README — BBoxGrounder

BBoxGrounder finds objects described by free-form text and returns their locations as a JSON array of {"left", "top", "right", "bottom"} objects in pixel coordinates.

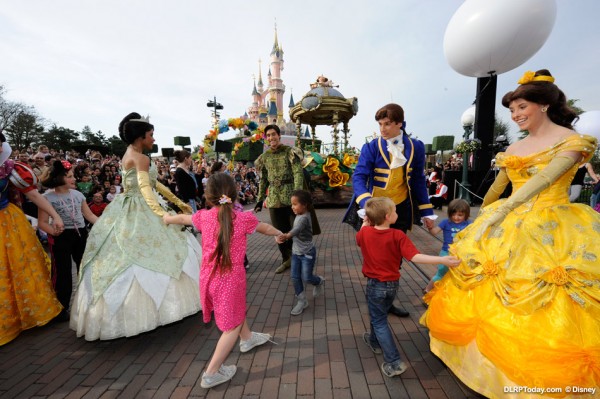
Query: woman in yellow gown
[
  {"left": 421, "top": 69, "right": 600, "bottom": 398},
  {"left": 0, "top": 133, "right": 64, "bottom": 346}
]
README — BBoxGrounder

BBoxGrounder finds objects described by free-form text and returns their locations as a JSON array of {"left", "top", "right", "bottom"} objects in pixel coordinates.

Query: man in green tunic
[{"left": 254, "top": 125, "right": 304, "bottom": 273}]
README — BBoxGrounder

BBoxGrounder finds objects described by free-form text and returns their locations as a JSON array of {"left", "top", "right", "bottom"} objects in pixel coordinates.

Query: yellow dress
[
  {"left": 421, "top": 135, "right": 600, "bottom": 399},
  {"left": 0, "top": 166, "right": 62, "bottom": 346}
]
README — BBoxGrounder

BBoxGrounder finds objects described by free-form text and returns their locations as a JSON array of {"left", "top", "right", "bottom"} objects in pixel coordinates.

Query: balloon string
[{"left": 472, "top": 71, "right": 497, "bottom": 105}]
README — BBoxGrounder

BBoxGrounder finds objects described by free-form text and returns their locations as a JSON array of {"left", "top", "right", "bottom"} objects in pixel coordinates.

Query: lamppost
[
  {"left": 206, "top": 96, "right": 224, "bottom": 158},
  {"left": 459, "top": 106, "right": 476, "bottom": 203}
]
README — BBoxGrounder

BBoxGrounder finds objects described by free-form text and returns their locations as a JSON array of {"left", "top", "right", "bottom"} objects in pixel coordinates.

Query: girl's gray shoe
[
  {"left": 200, "top": 364, "right": 237, "bottom": 388},
  {"left": 291, "top": 293, "right": 308, "bottom": 315}
]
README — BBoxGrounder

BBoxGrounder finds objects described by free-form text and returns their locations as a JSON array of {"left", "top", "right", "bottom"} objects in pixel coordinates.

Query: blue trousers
[
  {"left": 291, "top": 246, "right": 320, "bottom": 295},
  {"left": 365, "top": 279, "right": 402, "bottom": 365},
  {"left": 432, "top": 249, "right": 449, "bottom": 282}
]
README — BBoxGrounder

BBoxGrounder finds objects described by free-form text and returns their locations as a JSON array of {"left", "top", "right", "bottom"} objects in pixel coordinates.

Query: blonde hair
[{"left": 365, "top": 197, "right": 395, "bottom": 226}]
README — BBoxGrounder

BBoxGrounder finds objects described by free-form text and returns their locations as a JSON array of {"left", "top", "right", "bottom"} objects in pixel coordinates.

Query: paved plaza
[{"left": 0, "top": 207, "right": 483, "bottom": 399}]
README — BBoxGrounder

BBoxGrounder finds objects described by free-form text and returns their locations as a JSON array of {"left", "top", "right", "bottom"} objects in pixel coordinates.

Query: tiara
[
  {"left": 129, "top": 115, "right": 151, "bottom": 123},
  {"left": 517, "top": 71, "right": 555, "bottom": 85}
]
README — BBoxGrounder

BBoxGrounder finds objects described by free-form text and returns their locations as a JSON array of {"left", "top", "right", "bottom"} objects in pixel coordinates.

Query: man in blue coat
[{"left": 344, "top": 103, "right": 436, "bottom": 317}]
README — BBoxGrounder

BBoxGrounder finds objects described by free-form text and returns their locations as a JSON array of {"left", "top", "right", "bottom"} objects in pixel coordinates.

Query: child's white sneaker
[
  {"left": 291, "top": 294, "right": 308, "bottom": 315},
  {"left": 313, "top": 276, "right": 325, "bottom": 297},
  {"left": 200, "top": 364, "right": 237, "bottom": 388},
  {"left": 239, "top": 332, "right": 272, "bottom": 353}
]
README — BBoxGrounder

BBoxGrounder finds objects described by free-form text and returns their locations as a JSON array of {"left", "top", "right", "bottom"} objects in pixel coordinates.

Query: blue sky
[{"left": 1, "top": 0, "right": 599, "bottom": 153}]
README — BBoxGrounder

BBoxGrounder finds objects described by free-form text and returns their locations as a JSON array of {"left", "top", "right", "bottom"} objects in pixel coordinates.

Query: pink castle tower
[{"left": 247, "top": 24, "right": 288, "bottom": 127}]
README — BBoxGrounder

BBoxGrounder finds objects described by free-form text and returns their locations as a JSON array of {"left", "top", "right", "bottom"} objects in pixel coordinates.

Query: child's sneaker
[
  {"left": 239, "top": 332, "right": 272, "bottom": 353},
  {"left": 381, "top": 360, "right": 408, "bottom": 378},
  {"left": 313, "top": 276, "right": 325, "bottom": 297},
  {"left": 290, "top": 295, "right": 308, "bottom": 315},
  {"left": 362, "top": 332, "right": 382, "bottom": 354},
  {"left": 200, "top": 364, "right": 237, "bottom": 388}
]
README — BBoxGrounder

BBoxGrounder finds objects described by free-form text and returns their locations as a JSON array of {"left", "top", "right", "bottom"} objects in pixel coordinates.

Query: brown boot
[{"left": 275, "top": 259, "right": 291, "bottom": 274}]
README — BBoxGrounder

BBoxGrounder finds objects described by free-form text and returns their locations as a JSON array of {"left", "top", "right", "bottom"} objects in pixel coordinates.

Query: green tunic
[{"left": 255, "top": 145, "right": 304, "bottom": 208}]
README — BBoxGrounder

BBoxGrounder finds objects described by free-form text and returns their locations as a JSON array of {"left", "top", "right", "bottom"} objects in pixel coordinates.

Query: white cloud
[{"left": 1, "top": 0, "right": 599, "bottom": 153}]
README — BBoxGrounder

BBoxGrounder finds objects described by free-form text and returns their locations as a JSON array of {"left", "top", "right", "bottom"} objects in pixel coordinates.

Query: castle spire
[
  {"left": 257, "top": 58, "right": 263, "bottom": 89},
  {"left": 271, "top": 22, "right": 280, "bottom": 56},
  {"left": 252, "top": 75, "right": 258, "bottom": 96}
]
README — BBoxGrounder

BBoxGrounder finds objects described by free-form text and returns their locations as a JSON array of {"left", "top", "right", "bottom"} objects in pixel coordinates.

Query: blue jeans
[
  {"left": 291, "top": 246, "right": 320, "bottom": 295},
  {"left": 366, "top": 279, "right": 402, "bottom": 365},
  {"left": 591, "top": 191, "right": 599, "bottom": 208}
]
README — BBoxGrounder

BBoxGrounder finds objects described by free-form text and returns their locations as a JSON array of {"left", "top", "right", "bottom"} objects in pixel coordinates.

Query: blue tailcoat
[{"left": 344, "top": 135, "right": 433, "bottom": 228}]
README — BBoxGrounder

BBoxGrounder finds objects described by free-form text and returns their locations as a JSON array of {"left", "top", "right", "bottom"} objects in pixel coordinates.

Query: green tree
[
  {"left": 493, "top": 114, "right": 511, "bottom": 143},
  {"left": 106, "top": 135, "right": 127, "bottom": 157},
  {"left": 568, "top": 99, "right": 584, "bottom": 115},
  {"left": 41, "top": 125, "right": 80, "bottom": 151},
  {"left": 0, "top": 86, "right": 30, "bottom": 134},
  {"left": 4, "top": 108, "right": 45, "bottom": 150},
  {"left": 79, "top": 125, "right": 108, "bottom": 147}
]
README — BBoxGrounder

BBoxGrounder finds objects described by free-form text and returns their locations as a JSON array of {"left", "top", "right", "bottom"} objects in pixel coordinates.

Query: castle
[{"left": 246, "top": 26, "right": 307, "bottom": 142}]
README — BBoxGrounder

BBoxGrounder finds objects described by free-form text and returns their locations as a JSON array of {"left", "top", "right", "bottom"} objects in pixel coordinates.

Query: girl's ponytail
[{"left": 204, "top": 173, "right": 239, "bottom": 274}]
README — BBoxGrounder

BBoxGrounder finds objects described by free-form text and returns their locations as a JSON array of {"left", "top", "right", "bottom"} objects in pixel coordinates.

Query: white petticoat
[{"left": 70, "top": 234, "right": 201, "bottom": 341}]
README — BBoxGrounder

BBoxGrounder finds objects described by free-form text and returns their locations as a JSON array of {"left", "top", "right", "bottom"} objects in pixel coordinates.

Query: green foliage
[
  {"left": 432, "top": 135, "right": 455, "bottom": 151},
  {"left": 4, "top": 109, "right": 44, "bottom": 150}
]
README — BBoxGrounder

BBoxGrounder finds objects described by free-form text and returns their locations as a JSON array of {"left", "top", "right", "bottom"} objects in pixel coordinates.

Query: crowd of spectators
[{"left": 10, "top": 145, "right": 259, "bottom": 222}]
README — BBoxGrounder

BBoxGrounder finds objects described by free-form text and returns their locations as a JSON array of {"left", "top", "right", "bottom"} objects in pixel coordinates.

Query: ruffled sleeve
[
  {"left": 553, "top": 134, "right": 598, "bottom": 163},
  {"left": 9, "top": 162, "right": 38, "bottom": 193}
]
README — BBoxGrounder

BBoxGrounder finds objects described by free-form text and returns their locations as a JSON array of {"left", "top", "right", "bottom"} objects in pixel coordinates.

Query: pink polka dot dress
[{"left": 192, "top": 207, "right": 259, "bottom": 331}]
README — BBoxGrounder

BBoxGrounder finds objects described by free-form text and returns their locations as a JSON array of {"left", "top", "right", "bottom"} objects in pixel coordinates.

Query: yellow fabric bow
[{"left": 517, "top": 70, "right": 555, "bottom": 85}]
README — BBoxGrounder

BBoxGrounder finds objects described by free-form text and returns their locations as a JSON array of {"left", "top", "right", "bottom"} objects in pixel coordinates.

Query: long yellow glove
[
  {"left": 481, "top": 169, "right": 510, "bottom": 208},
  {"left": 156, "top": 182, "right": 193, "bottom": 214},
  {"left": 137, "top": 171, "right": 167, "bottom": 217},
  {"left": 475, "top": 156, "right": 576, "bottom": 240}
]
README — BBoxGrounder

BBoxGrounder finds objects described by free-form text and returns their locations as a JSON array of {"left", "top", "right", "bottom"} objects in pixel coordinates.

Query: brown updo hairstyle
[
  {"left": 210, "top": 161, "right": 224, "bottom": 175},
  {"left": 174, "top": 149, "right": 190, "bottom": 163},
  {"left": 118, "top": 112, "right": 154, "bottom": 144},
  {"left": 41, "top": 160, "right": 70, "bottom": 188},
  {"left": 204, "top": 172, "right": 238, "bottom": 274},
  {"left": 501, "top": 69, "right": 578, "bottom": 129}
]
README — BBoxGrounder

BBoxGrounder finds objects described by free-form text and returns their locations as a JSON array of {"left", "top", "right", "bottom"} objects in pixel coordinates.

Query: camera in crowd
[{"left": 491, "top": 134, "right": 510, "bottom": 153}]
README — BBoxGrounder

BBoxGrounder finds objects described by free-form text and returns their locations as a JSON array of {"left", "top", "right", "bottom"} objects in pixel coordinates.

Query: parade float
[{"left": 289, "top": 76, "right": 359, "bottom": 206}]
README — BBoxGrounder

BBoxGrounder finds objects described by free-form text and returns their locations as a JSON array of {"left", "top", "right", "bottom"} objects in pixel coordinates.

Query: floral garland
[
  {"left": 231, "top": 128, "right": 265, "bottom": 157},
  {"left": 202, "top": 118, "right": 260, "bottom": 154},
  {"left": 305, "top": 151, "right": 358, "bottom": 190},
  {"left": 455, "top": 138, "right": 481, "bottom": 154}
]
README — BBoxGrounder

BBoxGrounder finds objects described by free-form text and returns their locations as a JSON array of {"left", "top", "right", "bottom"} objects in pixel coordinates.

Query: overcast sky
[{"left": 1, "top": 0, "right": 599, "bottom": 153}]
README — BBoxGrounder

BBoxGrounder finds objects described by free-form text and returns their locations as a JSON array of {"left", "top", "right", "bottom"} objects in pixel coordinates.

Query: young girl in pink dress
[{"left": 163, "top": 172, "right": 283, "bottom": 389}]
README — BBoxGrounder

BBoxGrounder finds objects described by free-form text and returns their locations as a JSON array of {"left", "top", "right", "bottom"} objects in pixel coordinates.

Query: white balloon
[
  {"left": 574, "top": 111, "right": 600, "bottom": 141},
  {"left": 444, "top": 0, "right": 557, "bottom": 78}
]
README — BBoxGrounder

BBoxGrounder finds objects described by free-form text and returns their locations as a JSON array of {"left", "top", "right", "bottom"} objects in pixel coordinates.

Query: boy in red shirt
[
  {"left": 88, "top": 192, "right": 107, "bottom": 217},
  {"left": 356, "top": 197, "right": 459, "bottom": 378}
]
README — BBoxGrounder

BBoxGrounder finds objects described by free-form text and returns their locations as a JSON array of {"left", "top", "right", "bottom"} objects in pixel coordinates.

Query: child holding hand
[
  {"left": 424, "top": 199, "right": 472, "bottom": 293},
  {"left": 277, "top": 190, "right": 324, "bottom": 316},
  {"left": 357, "top": 196, "right": 460, "bottom": 378},
  {"left": 163, "top": 173, "right": 282, "bottom": 389}
]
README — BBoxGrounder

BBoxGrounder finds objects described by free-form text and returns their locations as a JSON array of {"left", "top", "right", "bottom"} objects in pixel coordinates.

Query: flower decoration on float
[
  {"left": 455, "top": 139, "right": 481, "bottom": 154},
  {"left": 304, "top": 150, "right": 358, "bottom": 190},
  {"left": 202, "top": 118, "right": 261, "bottom": 154}
]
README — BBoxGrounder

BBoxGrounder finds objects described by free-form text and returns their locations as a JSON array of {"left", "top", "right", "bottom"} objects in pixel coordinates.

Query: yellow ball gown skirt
[
  {"left": 421, "top": 135, "right": 600, "bottom": 399},
  {"left": 0, "top": 202, "right": 62, "bottom": 346}
]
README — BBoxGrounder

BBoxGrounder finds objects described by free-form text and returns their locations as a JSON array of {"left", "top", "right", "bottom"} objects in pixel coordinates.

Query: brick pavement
[{"left": 0, "top": 206, "right": 483, "bottom": 399}]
